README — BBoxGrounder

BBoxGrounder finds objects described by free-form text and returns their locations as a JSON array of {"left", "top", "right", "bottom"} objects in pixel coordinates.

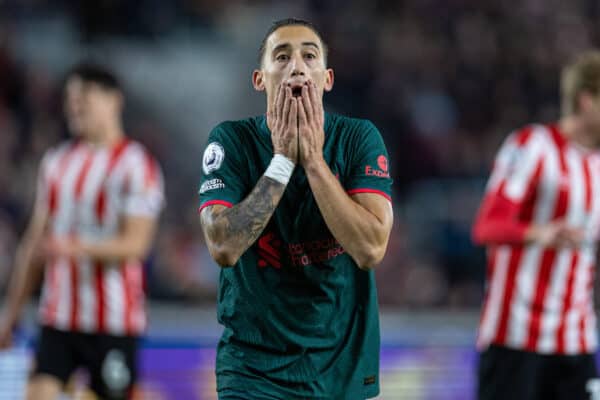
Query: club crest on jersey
[{"left": 202, "top": 142, "right": 225, "bottom": 175}]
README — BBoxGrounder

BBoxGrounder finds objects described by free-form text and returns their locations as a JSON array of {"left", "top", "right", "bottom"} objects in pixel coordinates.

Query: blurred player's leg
[
  {"left": 26, "top": 374, "right": 62, "bottom": 400},
  {"left": 63, "top": 371, "right": 100, "bottom": 400}
]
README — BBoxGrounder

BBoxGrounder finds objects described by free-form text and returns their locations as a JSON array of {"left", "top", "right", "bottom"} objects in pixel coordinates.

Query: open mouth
[{"left": 291, "top": 85, "right": 303, "bottom": 97}]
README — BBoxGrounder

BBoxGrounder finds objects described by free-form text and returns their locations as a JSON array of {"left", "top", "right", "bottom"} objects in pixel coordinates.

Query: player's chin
[{"left": 67, "top": 121, "right": 85, "bottom": 135}]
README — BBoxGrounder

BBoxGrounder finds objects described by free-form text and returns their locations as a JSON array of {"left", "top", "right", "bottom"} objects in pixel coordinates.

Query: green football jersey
[{"left": 198, "top": 113, "right": 392, "bottom": 400}]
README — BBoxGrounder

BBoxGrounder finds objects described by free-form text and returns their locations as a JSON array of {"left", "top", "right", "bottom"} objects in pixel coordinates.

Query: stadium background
[{"left": 0, "top": 0, "right": 599, "bottom": 398}]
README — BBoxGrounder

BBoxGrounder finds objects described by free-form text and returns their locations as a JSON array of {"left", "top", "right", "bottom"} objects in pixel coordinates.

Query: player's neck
[
  {"left": 559, "top": 116, "right": 600, "bottom": 150},
  {"left": 82, "top": 122, "right": 125, "bottom": 147}
]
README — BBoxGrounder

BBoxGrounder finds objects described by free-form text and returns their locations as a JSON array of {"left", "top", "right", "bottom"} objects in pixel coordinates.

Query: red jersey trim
[
  {"left": 347, "top": 188, "right": 392, "bottom": 202},
  {"left": 198, "top": 200, "right": 234, "bottom": 213}
]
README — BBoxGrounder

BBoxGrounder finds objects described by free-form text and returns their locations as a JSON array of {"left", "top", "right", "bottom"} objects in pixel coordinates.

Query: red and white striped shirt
[
  {"left": 37, "top": 138, "right": 164, "bottom": 336},
  {"left": 473, "top": 124, "right": 600, "bottom": 355}
]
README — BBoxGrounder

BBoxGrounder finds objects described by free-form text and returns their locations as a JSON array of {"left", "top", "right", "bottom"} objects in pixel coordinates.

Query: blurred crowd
[{"left": 1, "top": 0, "right": 600, "bottom": 308}]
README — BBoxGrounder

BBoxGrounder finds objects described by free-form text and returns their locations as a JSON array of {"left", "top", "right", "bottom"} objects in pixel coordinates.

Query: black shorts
[
  {"left": 478, "top": 345, "right": 598, "bottom": 400},
  {"left": 33, "top": 326, "right": 139, "bottom": 400}
]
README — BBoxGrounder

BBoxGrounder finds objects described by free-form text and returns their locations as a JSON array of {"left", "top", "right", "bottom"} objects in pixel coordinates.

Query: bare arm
[
  {"left": 0, "top": 198, "right": 47, "bottom": 347},
  {"left": 304, "top": 159, "right": 393, "bottom": 269},
  {"left": 45, "top": 215, "right": 158, "bottom": 263},
  {"left": 82, "top": 215, "right": 158, "bottom": 261},
  {"left": 200, "top": 176, "right": 287, "bottom": 267}
]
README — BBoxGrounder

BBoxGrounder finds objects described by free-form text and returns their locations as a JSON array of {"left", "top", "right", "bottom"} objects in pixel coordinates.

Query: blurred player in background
[
  {"left": 0, "top": 63, "right": 164, "bottom": 400},
  {"left": 198, "top": 18, "right": 393, "bottom": 399},
  {"left": 472, "top": 51, "right": 600, "bottom": 400}
]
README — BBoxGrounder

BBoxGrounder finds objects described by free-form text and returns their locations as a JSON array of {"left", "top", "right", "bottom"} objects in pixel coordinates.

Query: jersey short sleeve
[
  {"left": 486, "top": 127, "right": 544, "bottom": 202},
  {"left": 198, "top": 122, "right": 248, "bottom": 212},
  {"left": 38, "top": 143, "right": 74, "bottom": 216},
  {"left": 345, "top": 120, "right": 392, "bottom": 201},
  {"left": 122, "top": 149, "right": 165, "bottom": 218}
]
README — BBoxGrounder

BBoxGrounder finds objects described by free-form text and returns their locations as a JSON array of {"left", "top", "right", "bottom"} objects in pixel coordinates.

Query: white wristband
[{"left": 264, "top": 154, "right": 295, "bottom": 185}]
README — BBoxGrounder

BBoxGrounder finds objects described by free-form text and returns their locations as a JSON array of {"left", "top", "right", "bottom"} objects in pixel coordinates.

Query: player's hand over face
[
  {"left": 530, "top": 221, "right": 584, "bottom": 248},
  {"left": 267, "top": 83, "right": 298, "bottom": 163},
  {"left": 298, "top": 81, "right": 325, "bottom": 168}
]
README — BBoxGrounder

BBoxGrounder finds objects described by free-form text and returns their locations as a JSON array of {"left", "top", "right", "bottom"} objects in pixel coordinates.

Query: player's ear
[
  {"left": 324, "top": 68, "right": 334, "bottom": 92},
  {"left": 252, "top": 70, "right": 265, "bottom": 92}
]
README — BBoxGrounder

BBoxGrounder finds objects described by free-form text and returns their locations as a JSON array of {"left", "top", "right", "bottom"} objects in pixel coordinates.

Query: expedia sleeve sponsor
[{"left": 345, "top": 120, "right": 393, "bottom": 200}]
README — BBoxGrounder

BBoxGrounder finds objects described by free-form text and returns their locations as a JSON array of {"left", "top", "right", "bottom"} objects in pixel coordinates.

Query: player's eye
[
  {"left": 304, "top": 53, "right": 317, "bottom": 60},
  {"left": 276, "top": 54, "right": 289, "bottom": 61}
]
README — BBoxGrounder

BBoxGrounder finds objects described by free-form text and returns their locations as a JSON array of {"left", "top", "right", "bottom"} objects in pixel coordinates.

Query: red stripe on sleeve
[
  {"left": 347, "top": 188, "right": 392, "bottom": 201},
  {"left": 198, "top": 200, "right": 234, "bottom": 213}
]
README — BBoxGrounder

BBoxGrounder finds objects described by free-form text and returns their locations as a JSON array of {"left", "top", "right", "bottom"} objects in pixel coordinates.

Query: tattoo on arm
[{"left": 202, "top": 176, "right": 286, "bottom": 256}]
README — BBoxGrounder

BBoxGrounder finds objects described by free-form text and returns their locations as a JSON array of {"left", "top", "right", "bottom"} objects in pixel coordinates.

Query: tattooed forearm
[
  {"left": 219, "top": 177, "right": 284, "bottom": 244},
  {"left": 200, "top": 176, "right": 286, "bottom": 266}
]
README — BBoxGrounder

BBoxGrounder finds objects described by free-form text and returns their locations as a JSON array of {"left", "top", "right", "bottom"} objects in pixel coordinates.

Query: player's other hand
[
  {"left": 42, "top": 236, "right": 83, "bottom": 259},
  {"left": 527, "top": 221, "right": 585, "bottom": 248},
  {"left": 267, "top": 83, "right": 298, "bottom": 163},
  {"left": 298, "top": 80, "right": 325, "bottom": 168}
]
